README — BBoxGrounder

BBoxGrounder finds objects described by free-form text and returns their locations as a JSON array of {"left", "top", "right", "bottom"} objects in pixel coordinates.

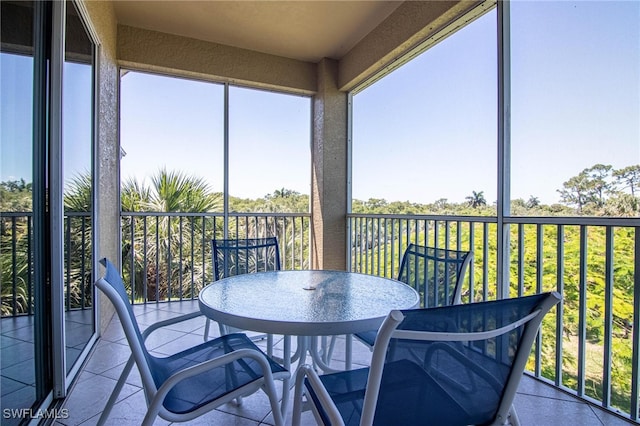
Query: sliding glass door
[
  {"left": 1, "top": 2, "right": 50, "bottom": 421},
  {"left": 62, "top": 0, "right": 96, "bottom": 376},
  {"left": 0, "top": 1, "right": 96, "bottom": 423}
]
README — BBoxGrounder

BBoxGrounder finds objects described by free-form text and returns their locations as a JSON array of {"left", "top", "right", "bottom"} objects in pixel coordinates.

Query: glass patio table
[{"left": 198, "top": 270, "right": 419, "bottom": 414}]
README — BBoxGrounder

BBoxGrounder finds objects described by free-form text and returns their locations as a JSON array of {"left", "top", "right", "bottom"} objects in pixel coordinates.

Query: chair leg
[
  {"left": 263, "top": 376, "right": 285, "bottom": 426},
  {"left": 218, "top": 322, "right": 229, "bottom": 336},
  {"left": 321, "top": 335, "right": 340, "bottom": 368},
  {"left": 141, "top": 395, "right": 162, "bottom": 426},
  {"left": 97, "top": 355, "right": 135, "bottom": 426},
  {"left": 320, "top": 336, "right": 329, "bottom": 363},
  {"left": 279, "top": 335, "right": 293, "bottom": 417},
  {"left": 507, "top": 405, "right": 521, "bottom": 426},
  {"left": 267, "top": 334, "right": 274, "bottom": 357},
  {"left": 292, "top": 367, "right": 307, "bottom": 426},
  {"left": 345, "top": 334, "right": 352, "bottom": 370},
  {"left": 204, "top": 318, "right": 211, "bottom": 341}
]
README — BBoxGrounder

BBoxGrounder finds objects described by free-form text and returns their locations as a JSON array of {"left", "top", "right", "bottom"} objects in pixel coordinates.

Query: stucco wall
[
  {"left": 118, "top": 25, "right": 317, "bottom": 95},
  {"left": 311, "top": 59, "right": 348, "bottom": 270},
  {"left": 82, "top": 0, "right": 120, "bottom": 334}
]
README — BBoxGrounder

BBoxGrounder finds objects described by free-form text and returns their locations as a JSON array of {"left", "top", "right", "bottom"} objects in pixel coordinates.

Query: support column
[{"left": 311, "top": 59, "right": 348, "bottom": 270}]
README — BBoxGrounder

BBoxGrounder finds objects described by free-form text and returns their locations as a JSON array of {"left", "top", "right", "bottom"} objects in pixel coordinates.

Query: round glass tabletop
[{"left": 199, "top": 270, "right": 419, "bottom": 336}]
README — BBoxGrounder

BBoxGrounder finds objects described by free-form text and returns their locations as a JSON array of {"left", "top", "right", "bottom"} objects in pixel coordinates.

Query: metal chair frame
[
  {"left": 354, "top": 244, "right": 473, "bottom": 348},
  {"left": 204, "top": 237, "right": 281, "bottom": 356},
  {"left": 294, "top": 292, "right": 561, "bottom": 426},
  {"left": 95, "top": 258, "right": 288, "bottom": 426}
]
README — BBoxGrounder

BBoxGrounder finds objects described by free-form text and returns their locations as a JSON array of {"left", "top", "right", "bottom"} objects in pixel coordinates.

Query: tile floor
[
  {"left": 1, "top": 310, "right": 94, "bottom": 426},
  {"left": 52, "top": 300, "right": 634, "bottom": 425}
]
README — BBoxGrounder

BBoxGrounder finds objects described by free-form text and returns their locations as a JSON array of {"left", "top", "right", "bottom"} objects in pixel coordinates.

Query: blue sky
[
  {"left": 352, "top": 7, "right": 497, "bottom": 204},
  {"left": 1, "top": 58, "right": 93, "bottom": 192},
  {"left": 1, "top": 54, "right": 33, "bottom": 182},
  {"left": 353, "top": 2, "right": 639, "bottom": 205},
  {"left": 509, "top": 0, "right": 640, "bottom": 204},
  {"left": 119, "top": 76, "right": 311, "bottom": 198},
  {"left": 2, "top": 1, "right": 639, "bottom": 206}
]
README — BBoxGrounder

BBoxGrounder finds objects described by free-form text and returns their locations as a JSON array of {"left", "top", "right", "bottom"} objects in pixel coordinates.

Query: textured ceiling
[{"left": 112, "top": 1, "right": 403, "bottom": 63}]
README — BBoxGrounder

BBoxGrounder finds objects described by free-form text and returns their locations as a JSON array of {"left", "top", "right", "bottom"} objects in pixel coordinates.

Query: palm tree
[
  {"left": 1, "top": 180, "right": 33, "bottom": 315},
  {"left": 122, "top": 168, "right": 223, "bottom": 301},
  {"left": 147, "top": 168, "right": 221, "bottom": 212},
  {"left": 1, "top": 224, "right": 30, "bottom": 316},
  {"left": 121, "top": 178, "right": 150, "bottom": 212},
  {"left": 64, "top": 173, "right": 94, "bottom": 309},
  {"left": 465, "top": 191, "right": 486, "bottom": 208}
]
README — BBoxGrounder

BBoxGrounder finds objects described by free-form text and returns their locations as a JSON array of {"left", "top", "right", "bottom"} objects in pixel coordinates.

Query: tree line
[
  {"left": 2, "top": 163, "right": 638, "bottom": 216},
  {"left": 228, "top": 163, "right": 640, "bottom": 217},
  {"left": 557, "top": 164, "right": 639, "bottom": 215}
]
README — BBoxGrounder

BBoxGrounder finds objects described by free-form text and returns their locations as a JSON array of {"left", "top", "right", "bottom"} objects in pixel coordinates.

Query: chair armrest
[
  {"left": 141, "top": 311, "right": 204, "bottom": 340},
  {"left": 148, "top": 348, "right": 288, "bottom": 420},
  {"left": 293, "top": 364, "right": 345, "bottom": 426}
]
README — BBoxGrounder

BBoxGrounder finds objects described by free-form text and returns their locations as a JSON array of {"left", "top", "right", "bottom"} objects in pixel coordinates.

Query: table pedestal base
[{"left": 278, "top": 334, "right": 353, "bottom": 417}]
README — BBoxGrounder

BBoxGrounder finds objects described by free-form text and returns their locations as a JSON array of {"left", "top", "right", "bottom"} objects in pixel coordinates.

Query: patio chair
[
  {"left": 204, "top": 237, "right": 281, "bottom": 354},
  {"left": 293, "top": 291, "right": 560, "bottom": 426},
  {"left": 354, "top": 244, "right": 473, "bottom": 348},
  {"left": 95, "top": 258, "right": 288, "bottom": 426}
]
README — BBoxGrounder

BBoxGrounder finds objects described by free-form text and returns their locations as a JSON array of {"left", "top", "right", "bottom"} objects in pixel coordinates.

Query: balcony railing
[
  {"left": 1, "top": 212, "right": 93, "bottom": 317},
  {"left": 2, "top": 210, "right": 638, "bottom": 421},
  {"left": 1, "top": 211, "right": 310, "bottom": 314},
  {"left": 348, "top": 212, "right": 640, "bottom": 422},
  {"left": 120, "top": 212, "right": 311, "bottom": 304},
  {"left": 1, "top": 212, "right": 33, "bottom": 316}
]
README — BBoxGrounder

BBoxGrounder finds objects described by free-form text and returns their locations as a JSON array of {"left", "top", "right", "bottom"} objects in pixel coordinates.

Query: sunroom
[{"left": 1, "top": 0, "right": 639, "bottom": 424}]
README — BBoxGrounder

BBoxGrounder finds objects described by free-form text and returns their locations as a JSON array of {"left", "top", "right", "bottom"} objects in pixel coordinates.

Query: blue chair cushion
[
  {"left": 353, "top": 329, "right": 377, "bottom": 347},
  {"left": 148, "top": 333, "right": 286, "bottom": 414},
  {"left": 306, "top": 360, "right": 477, "bottom": 426}
]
